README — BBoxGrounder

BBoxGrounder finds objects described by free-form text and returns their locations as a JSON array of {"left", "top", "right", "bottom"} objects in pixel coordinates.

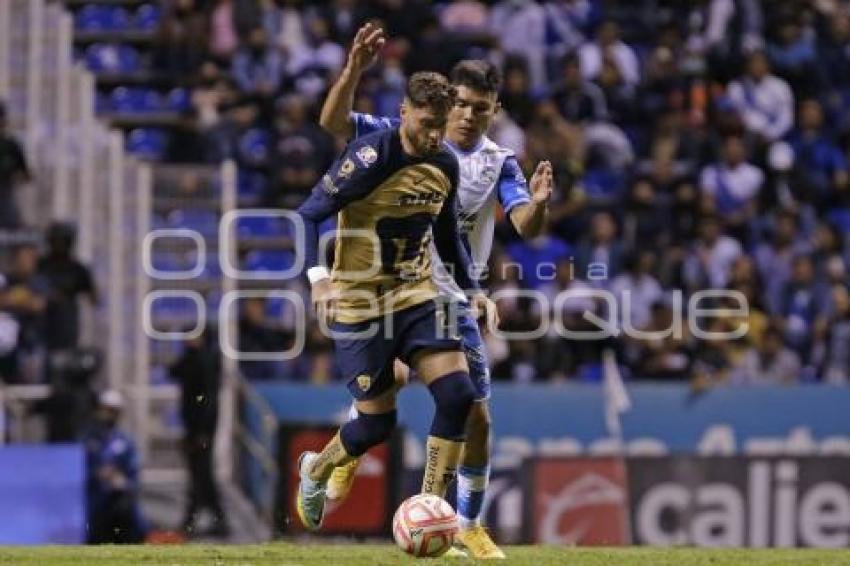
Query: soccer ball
[{"left": 392, "top": 494, "right": 458, "bottom": 557}]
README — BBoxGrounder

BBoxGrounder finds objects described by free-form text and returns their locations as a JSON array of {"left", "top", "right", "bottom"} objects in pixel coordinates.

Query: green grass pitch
[{"left": 2, "top": 544, "right": 850, "bottom": 565}]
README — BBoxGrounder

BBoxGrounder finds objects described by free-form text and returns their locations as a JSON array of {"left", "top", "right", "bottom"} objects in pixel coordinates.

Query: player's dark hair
[
  {"left": 405, "top": 72, "right": 457, "bottom": 114},
  {"left": 450, "top": 59, "right": 502, "bottom": 95}
]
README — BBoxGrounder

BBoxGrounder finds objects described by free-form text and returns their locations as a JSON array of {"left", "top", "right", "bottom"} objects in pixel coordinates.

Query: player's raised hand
[
  {"left": 529, "top": 160, "right": 554, "bottom": 204},
  {"left": 347, "top": 22, "right": 386, "bottom": 74},
  {"left": 471, "top": 293, "right": 500, "bottom": 335},
  {"left": 311, "top": 278, "right": 338, "bottom": 326}
]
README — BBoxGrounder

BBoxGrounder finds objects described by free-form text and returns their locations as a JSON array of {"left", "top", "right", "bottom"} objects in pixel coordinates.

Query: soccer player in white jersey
[{"left": 318, "top": 24, "right": 553, "bottom": 559}]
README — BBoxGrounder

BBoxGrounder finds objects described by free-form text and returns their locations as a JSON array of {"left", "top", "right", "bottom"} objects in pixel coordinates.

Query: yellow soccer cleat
[
  {"left": 456, "top": 525, "right": 506, "bottom": 559},
  {"left": 326, "top": 457, "right": 361, "bottom": 502}
]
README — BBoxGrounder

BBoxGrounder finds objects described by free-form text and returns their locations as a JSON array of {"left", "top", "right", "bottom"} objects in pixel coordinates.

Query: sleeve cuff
[{"left": 307, "top": 266, "right": 331, "bottom": 284}]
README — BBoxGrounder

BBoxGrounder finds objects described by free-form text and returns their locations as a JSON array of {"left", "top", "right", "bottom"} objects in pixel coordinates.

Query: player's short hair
[
  {"left": 405, "top": 72, "right": 457, "bottom": 114},
  {"left": 450, "top": 59, "right": 502, "bottom": 94}
]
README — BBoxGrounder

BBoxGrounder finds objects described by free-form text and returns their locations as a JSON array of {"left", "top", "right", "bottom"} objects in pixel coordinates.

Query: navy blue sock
[{"left": 339, "top": 410, "right": 397, "bottom": 457}]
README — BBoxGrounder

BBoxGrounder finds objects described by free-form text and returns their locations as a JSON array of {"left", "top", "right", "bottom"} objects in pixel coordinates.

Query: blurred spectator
[
  {"left": 622, "top": 177, "right": 669, "bottom": 251},
  {"left": 550, "top": 55, "right": 608, "bottom": 123},
  {"left": 820, "top": 284, "right": 850, "bottom": 383},
  {"left": 203, "top": 99, "right": 260, "bottom": 164},
  {"left": 238, "top": 297, "right": 291, "bottom": 379},
  {"left": 85, "top": 390, "right": 148, "bottom": 544},
  {"left": 192, "top": 61, "right": 238, "bottom": 130},
  {"left": 0, "top": 244, "right": 47, "bottom": 383},
  {"left": 543, "top": 0, "right": 599, "bottom": 64},
  {"left": 683, "top": 214, "right": 743, "bottom": 291},
  {"left": 266, "top": 94, "right": 334, "bottom": 208},
  {"left": 726, "top": 51, "right": 794, "bottom": 142},
  {"left": 491, "top": 0, "right": 547, "bottom": 89},
  {"left": 261, "top": 0, "right": 305, "bottom": 54},
  {"left": 169, "top": 329, "right": 227, "bottom": 537},
  {"left": 575, "top": 211, "right": 623, "bottom": 281},
  {"left": 578, "top": 20, "right": 640, "bottom": 86},
  {"left": 699, "top": 135, "right": 763, "bottom": 240},
  {"left": 286, "top": 16, "right": 345, "bottom": 98},
  {"left": 819, "top": 8, "right": 850, "bottom": 91},
  {"left": 787, "top": 98, "right": 849, "bottom": 211},
  {"left": 0, "top": 275, "right": 19, "bottom": 382},
  {"left": 755, "top": 210, "right": 810, "bottom": 314},
  {"left": 766, "top": 15, "right": 823, "bottom": 97},
  {"left": 499, "top": 64, "right": 536, "bottom": 128},
  {"left": 0, "top": 102, "right": 31, "bottom": 229},
  {"left": 209, "top": 0, "right": 262, "bottom": 61},
  {"left": 777, "top": 254, "right": 828, "bottom": 361},
  {"left": 232, "top": 27, "right": 286, "bottom": 98},
  {"left": 730, "top": 324, "right": 801, "bottom": 384},
  {"left": 440, "top": 0, "right": 490, "bottom": 35},
  {"left": 609, "top": 250, "right": 663, "bottom": 330},
  {"left": 37, "top": 223, "right": 98, "bottom": 351},
  {"left": 626, "top": 301, "right": 692, "bottom": 381},
  {"left": 154, "top": 0, "right": 207, "bottom": 78}
]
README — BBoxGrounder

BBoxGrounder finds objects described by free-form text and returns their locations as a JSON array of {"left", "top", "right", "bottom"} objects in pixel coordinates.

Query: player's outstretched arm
[
  {"left": 510, "top": 160, "right": 553, "bottom": 239},
  {"left": 319, "top": 23, "right": 386, "bottom": 138}
]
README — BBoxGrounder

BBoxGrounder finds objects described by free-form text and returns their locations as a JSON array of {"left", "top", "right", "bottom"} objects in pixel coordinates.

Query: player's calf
[{"left": 457, "top": 401, "right": 492, "bottom": 530}]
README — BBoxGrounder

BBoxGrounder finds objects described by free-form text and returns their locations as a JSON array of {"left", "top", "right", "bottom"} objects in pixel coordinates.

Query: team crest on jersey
[
  {"left": 480, "top": 167, "right": 498, "bottom": 185},
  {"left": 338, "top": 158, "right": 356, "bottom": 179},
  {"left": 356, "top": 145, "right": 378, "bottom": 167},
  {"left": 356, "top": 374, "right": 372, "bottom": 392}
]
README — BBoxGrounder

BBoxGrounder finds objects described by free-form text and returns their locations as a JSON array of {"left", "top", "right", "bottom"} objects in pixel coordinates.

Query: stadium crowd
[
  {"left": 137, "top": 0, "right": 850, "bottom": 386},
  {"left": 12, "top": 0, "right": 850, "bottom": 387}
]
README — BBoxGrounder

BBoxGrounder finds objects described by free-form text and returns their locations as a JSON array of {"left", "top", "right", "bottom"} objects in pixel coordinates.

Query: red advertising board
[
  {"left": 523, "top": 456, "right": 631, "bottom": 546},
  {"left": 276, "top": 424, "right": 401, "bottom": 536}
]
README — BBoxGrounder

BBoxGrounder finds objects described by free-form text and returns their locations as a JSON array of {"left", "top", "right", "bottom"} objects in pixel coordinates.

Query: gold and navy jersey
[{"left": 297, "top": 127, "right": 478, "bottom": 323}]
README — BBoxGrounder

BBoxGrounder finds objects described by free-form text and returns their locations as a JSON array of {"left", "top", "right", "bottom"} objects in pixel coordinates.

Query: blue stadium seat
[
  {"left": 167, "top": 209, "right": 219, "bottom": 237},
  {"left": 75, "top": 5, "right": 110, "bottom": 30},
  {"left": 85, "top": 44, "right": 141, "bottom": 74},
  {"left": 237, "top": 216, "right": 291, "bottom": 238},
  {"left": 110, "top": 87, "right": 161, "bottom": 113},
  {"left": 150, "top": 294, "right": 199, "bottom": 316},
  {"left": 105, "top": 7, "right": 131, "bottom": 30},
  {"left": 238, "top": 128, "right": 271, "bottom": 166},
  {"left": 265, "top": 296, "right": 287, "bottom": 319},
  {"left": 127, "top": 128, "right": 167, "bottom": 160},
  {"left": 243, "top": 250, "right": 295, "bottom": 273},
  {"left": 166, "top": 88, "right": 191, "bottom": 112},
  {"left": 134, "top": 4, "right": 161, "bottom": 30},
  {"left": 150, "top": 252, "right": 182, "bottom": 273}
]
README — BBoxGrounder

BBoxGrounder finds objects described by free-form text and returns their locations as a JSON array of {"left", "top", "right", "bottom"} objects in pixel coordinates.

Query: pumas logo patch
[
  {"left": 356, "top": 145, "right": 378, "bottom": 167},
  {"left": 356, "top": 374, "right": 372, "bottom": 392}
]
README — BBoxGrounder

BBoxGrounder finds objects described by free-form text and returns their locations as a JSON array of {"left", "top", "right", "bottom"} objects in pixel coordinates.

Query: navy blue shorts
[{"left": 331, "top": 299, "right": 463, "bottom": 400}]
